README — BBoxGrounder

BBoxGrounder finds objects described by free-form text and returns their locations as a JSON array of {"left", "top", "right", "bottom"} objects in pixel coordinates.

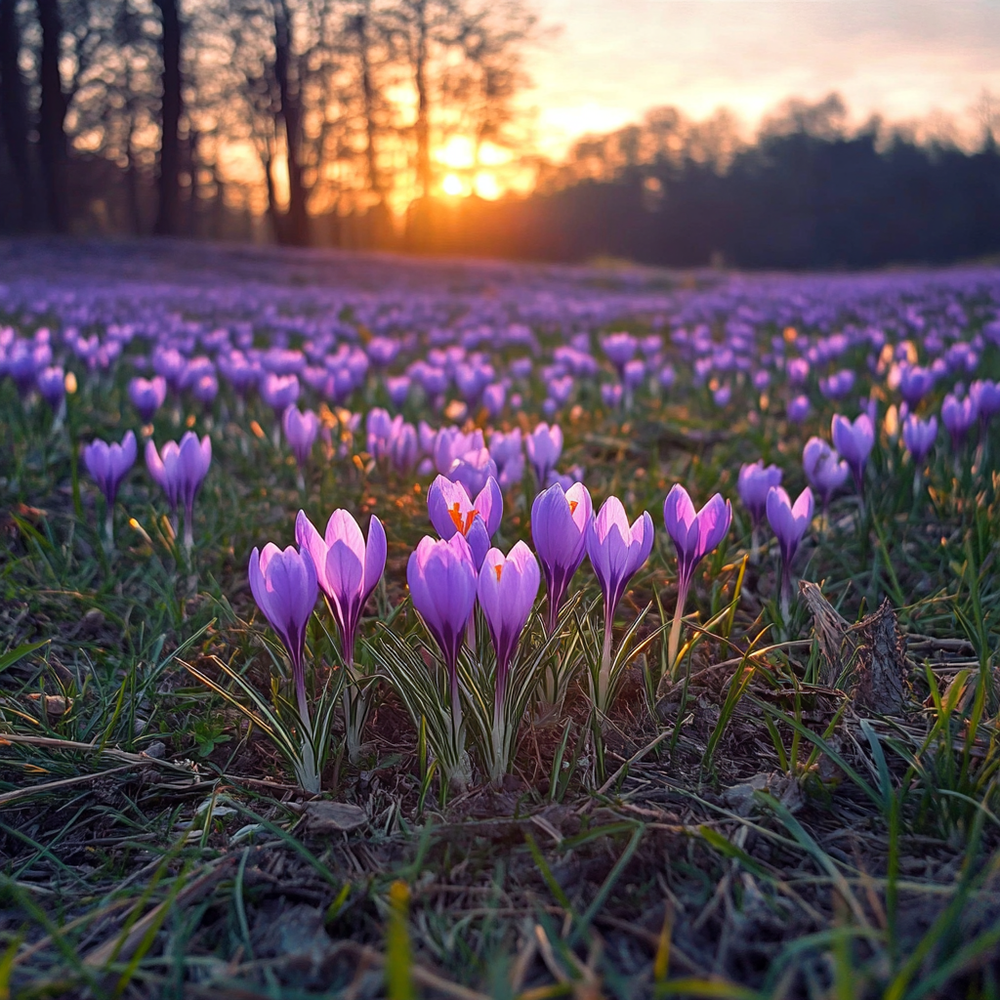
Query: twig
[
  {"left": 0, "top": 764, "right": 141, "bottom": 805},
  {"left": 590, "top": 730, "right": 672, "bottom": 801}
]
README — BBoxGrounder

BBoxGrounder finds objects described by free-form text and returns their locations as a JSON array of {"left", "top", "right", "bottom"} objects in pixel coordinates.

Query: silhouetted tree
[
  {"left": 0, "top": 0, "right": 36, "bottom": 228},
  {"left": 35, "top": 0, "right": 69, "bottom": 231},
  {"left": 153, "top": 0, "right": 183, "bottom": 235}
]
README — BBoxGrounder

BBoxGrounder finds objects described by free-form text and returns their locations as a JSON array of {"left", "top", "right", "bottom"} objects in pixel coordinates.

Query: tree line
[
  {"left": 0, "top": 0, "right": 537, "bottom": 246},
  {"left": 425, "top": 94, "right": 1000, "bottom": 269},
  {"left": 1, "top": 4, "right": 998, "bottom": 271}
]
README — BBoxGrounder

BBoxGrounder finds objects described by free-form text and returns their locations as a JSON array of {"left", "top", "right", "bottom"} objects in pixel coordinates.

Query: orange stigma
[
  {"left": 568, "top": 500, "right": 579, "bottom": 514},
  {"left": 448, "top": 502, "right": 476, "bottom": 535},
  {"left": 494, "top": 564, "right": 503, "bottom": 581}
]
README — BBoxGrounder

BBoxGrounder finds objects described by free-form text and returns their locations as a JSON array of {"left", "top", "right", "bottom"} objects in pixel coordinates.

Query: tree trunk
[
  {"left": 355, "top": 4, "right": 381, "bottom": 200},
  {"left": 153, "top": 0, "right": 183, "bottom": 236},
  {"left": 0, "top": 0, "right": 36, "bottom": 228},
  {"left": 414, "top": 0, "right": 430, "bottom": 199},
  {"left": 272, "top": 0, "right": 309, "bottom": 246},
  {"left": 36, "top": 0, "right": 68, "bottom": 232}
]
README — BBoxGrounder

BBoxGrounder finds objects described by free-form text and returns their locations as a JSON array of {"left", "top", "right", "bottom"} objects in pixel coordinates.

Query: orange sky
[{"left": 526, "top": 0, "right": 1000, "bottom": 156}]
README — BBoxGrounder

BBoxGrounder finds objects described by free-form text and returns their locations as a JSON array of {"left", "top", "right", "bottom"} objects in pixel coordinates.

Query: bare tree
[
  {"left": 0, "top": 0, "right": 36, "bottom": 228},
  {"left": 153, "top": 0, "right": 183, "bottom": 235}
]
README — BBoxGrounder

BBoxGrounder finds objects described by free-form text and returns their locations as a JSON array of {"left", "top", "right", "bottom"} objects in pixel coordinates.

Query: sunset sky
[{"left": 528, "top": 0, "right": 1000, "bottom": 156}]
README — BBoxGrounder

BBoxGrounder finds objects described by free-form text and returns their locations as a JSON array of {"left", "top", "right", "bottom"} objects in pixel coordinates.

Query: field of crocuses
[{"left": 3, "top": 238, "right": 1000, "bottom": 998}]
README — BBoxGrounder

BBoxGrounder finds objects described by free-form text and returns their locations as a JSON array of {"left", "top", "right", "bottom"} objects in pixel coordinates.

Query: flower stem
[
  {"left": 668, "top": 578, "right": 689, "bottom": 680},
  {"left": 596, "top": 603, "right": 613, "bottom": 717}
]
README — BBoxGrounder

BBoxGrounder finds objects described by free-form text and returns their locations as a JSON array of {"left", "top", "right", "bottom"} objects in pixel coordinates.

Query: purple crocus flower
[
  {"left": 477, "top": 541, "right": 540, "bottom": 713},
  {"left": 601, "top": 383, "right": 623, "bottom": 409},
  {"left": 389, "top": 421, "right": 419, "bottom": 473},
  {"left": 36, "top": 366, "right": 65, "bottom": 410},
  {"left": 531, "top": 481, "right": 593, "bottom": 631},
  {"left": 427, "top": 473, "right": 502, "bottom": 548},
  {"left": 548, "top": 375, "right": 574, "bottom": 406},
  {"left": 831, "top": 413, "right": 875, "bottom": 493},
  {"left": 260, "top": 373, "right": 300, "bottom": 417},
  {"left": 145, "top": 431, "right": 212, "bottom": 550},
  {"left": 248, "top": 542, "right": 318, "bottom": 763},
  {"left": 902, "top": 414, "right": 938, "bottom": 464},
  {"left": 83, "top": 431, "right": 137, "bottom": 542},
  {"left": 662, "top": 485, "right": 731, "bottom": 670},
  {"left": 283, "top": 406, "right": 320, "bottom": 468},
  {"left": 970, "top": 379, "right": 1000, "bottom": 429},
  {"left": 623, "top": 359, "right": 645, "bottom": 391},
  {"left": 386, "top": 375, "right": 412, "bottom": 408},
  {"left": 448, "top": 447, "right": 499, "bottom": 498},
  {"left": 434, "top": 426, "right": 483, "bottom": 475},
  {"left": 587, "top": 496, "right": 654, "bottom": 627},
  {"left": 601, "top": 332, "right": 638, "bottom": 376},
  {"left": 941, "top": 392, "right": 979, "bottom": 450},
  {"left": 586, "top": 496, "right": 654, "bottom": 710},
  {"left": 295, "top": 509, "right": 386, "bottom": 667},
  {"left": 819, "top": 370, "right": 855, "bottom": 400},
  {"left": 482, "top": 383, "right": 506, "bottom": 418},
  {"left": 526, "top": 423, "right": 563, "bottom": 485},
  {"left": 803, "top": 437, "right": 849, "bottom": 505},
  {"left": 766, "top": 485, "right": 814, "bottom": 612},
  {"left": 898, "top": 364, "right": 935, "bottom": 408},
  {"left": 129, "top": 376, "right": 167, "bottom": 423},
  {"left": 407, "top": 533, "right": 479, "bottom": 735},
  {"left": 489, "top": 428, "right": 522, "bottom": 470},
  {"left": 191, "top": 373, "right": 219, "bottom": 408},
  {"left": 788, "top": 395, "right": 811, "bottom": 422},
  {"left": 738, "top": 461, "right": 783, "bottom": 528}
]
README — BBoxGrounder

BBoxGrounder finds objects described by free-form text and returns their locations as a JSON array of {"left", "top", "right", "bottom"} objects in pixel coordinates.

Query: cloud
[{"left": 528, "top": 0, "right": 1000, "bottom": 150}]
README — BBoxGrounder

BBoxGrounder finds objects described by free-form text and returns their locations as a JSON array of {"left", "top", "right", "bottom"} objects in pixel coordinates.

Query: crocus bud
[
  {"left": 526, "top": 422, "right": 563, "bottom": 485},
  {"left": 260, "top": 373, "right": 300, "bottom": 416},
  {"left": 738, "top": 461, "right": 782, "bottom": 527},
  {"left": 448, "top": 448, "right": 499, "bottom": 498},
  {"left": 766, "top": 486, "right": 814, "bottom": 568},
  {"left": 36, "top": 365, "right": 65, "bottom": 410},
  {"left": 941, "top": 393, "right": 978, "bottom": 450},
  {"left": 83, "top": 430, "right": 137, "bottom": 508},
  {"left": 248, "top": 543, "right": 318, "bottom": 723},
  {"left": 129, "top": 376, "right": 167, "bottom": 423},
  {"left": 477, "top": 541, "right": 540, "bottom": 708},
  {"left": 531, "top": 481, "right": 593, "bottom": 630},
  {"left": 389, "top": 421, "right": 419, "bottom": 473},
  {"left": 407, "top": 533, "right": 478, "bottom": 711},
  {"left": 295, "top": 509, "right": 386, "bottom": 666},
  {"left": 191, "top": 373, "right": 219, "bottom": 408},
  {"left": 802, "top": 437, "right": 849, "bottom": 505},
  {"left": 831, "top": 413, "right": 875, "bottom": 493},
  {"left": 283, "top": 406, "right": 320, "bottom": 468},
  {"left": 601, "top": 332, "right": 638, "bottom": 376},
  {"left": 146, "top": 431, "right": 211, "bottom": 548},
  {"left": 902, "top": 414, "right": 937, "bottom": 464},
  {"left": 787, "top": 395, "right": 811, "bottom": 422},
  {"left": 587, "top": 496, "right": 654, "bottom": 621},
  {"left": 662, "top": 485, "right": 731, "bottom": 596}
]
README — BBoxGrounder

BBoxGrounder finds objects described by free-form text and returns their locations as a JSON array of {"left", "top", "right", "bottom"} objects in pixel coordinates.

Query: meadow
[{"left": 2, "top": 238, "right": 1000, "bottom": 999}]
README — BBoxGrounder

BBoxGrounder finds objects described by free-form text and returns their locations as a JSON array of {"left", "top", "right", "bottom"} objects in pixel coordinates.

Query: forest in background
[{"left": 2, "top": 0, "right": 1000, "bottom": 269}]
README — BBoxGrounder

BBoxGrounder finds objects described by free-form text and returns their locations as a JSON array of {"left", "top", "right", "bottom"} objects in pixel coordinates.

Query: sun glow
[
  {"left": 442, "top": 173, "right": 466, "bottom": 196},
  {"left": 473, "top": 171, "right": 501, "bottom": 200}
]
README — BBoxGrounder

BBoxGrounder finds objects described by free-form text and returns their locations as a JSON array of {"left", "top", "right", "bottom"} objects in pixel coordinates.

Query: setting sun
[
  {"left": 441, "top": 173, "right": 465, "bottom": 196},
  {"left": 473, "top": 172, "right": 501, "bottom": 200}
]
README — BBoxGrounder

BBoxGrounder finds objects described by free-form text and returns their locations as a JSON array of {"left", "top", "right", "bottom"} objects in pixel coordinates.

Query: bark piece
[{"left": 800, "top": 582, "right": 908, "bottom": 713}]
